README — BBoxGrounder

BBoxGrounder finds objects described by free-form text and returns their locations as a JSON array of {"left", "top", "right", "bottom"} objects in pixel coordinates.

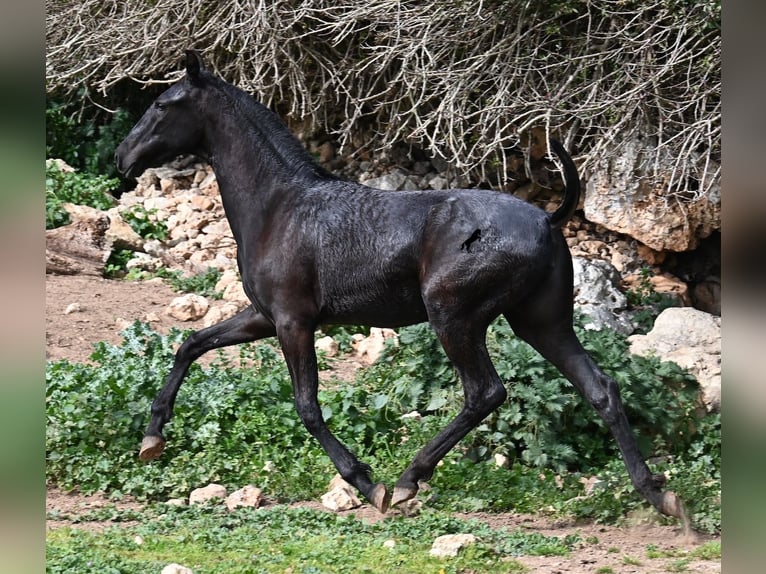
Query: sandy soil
[{"left": 45, "top": 273, "right": 721, "bottom": 573}]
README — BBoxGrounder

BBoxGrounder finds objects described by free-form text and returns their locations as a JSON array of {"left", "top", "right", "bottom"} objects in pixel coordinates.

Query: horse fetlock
[
  {"left": 659, "top": 490, "right": 685, "bottom": 520},
  {"left": 650, "top": 472, "right": 667, "bottom": 488}
]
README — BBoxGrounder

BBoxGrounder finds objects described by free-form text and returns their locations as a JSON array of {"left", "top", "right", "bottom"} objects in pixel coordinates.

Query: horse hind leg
[
  {"left": 506, "top": 313, "right": 685, "bottom": 520},
  {"left": 141, "top": 306, "right": 276, "bottom": 460},
  {"left": 391, "top": 320, "right": 507, "bottom": 508}
]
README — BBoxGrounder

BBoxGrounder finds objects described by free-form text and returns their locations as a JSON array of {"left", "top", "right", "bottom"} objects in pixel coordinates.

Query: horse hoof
[
  {"left": 390, "top": 485, "right": 417, "bottom": 508},
  {"left": 660, "top": 490, "right": 684, "bottom": 519},
  {"left": 369, "top": 483, "right": 391, "bottom": 514},
  {"left": 139, "top": 435, "right": 166, "bottom": 461}
]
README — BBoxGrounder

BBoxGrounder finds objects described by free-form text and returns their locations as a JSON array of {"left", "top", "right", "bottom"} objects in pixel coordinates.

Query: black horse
[{"left": 116, "top": 50, "right": 682, "bottom": 519}]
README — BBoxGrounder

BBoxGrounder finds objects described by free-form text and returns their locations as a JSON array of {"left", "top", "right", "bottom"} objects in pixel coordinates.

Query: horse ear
[{"left": 184, "top": 50, "right": 205, "bottom": 83}]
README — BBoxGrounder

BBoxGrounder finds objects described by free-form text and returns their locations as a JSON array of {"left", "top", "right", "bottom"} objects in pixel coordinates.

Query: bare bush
[{"left": 46, "top": 0, "right": 720, "bottom": 200}]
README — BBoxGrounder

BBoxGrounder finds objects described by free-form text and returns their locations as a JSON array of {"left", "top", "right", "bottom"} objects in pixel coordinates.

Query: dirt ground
[{"left": 45, "top": 273, "right": 721, "bottom": 573}]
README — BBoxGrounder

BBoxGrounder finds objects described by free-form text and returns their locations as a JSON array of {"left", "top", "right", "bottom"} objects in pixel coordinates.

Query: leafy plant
[
  {"left": 46, "top": 95, "right": 135, "bottom": 178},
  {"left": 361, "top": 316, "right": 701, "bottom": 474},
  {"left": 154, "top": 267, "right": 224, "bottom": 300},
  {"left": 46, "top": 323, "right": 331, "bottom": 501},
  {"left": 45, "top": 319, "right": 719, "bottom": 533},
  {"left": 625, "top": 266, "right": 679, "bottom": 333},
  {"left": 45, "top": 161, "right": 118, "bottom": 229},
  {"left": 120, "top": 205, "right": 169, "bottom": 241}
]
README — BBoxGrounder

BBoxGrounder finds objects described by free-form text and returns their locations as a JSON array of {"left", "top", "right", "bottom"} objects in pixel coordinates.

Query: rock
[
  {"left": 628, "top": 307, "right": 721, "bottom": 411},
  {"left": 226, "top": 485, "right": 263, "bottom": 511},
  {"left": 648, "top": 273, "right": 691, "bottom": 306},
  {"left": 47, "top": 158, "right": 75, "bottom": 173},
  {"left": 572, "top": 257, "right": 634, "bottom": 335},
  {"left": 352, "top": 327, "right": 398, "bottom": 364},
  {"left": 161, "top": 563, "right": 194, "bottom": 574},
  {"left": 189, "top": 483, "right": 227, "bottom": 505},
  {"left": 363, "top": 171, "right": 408, "bottom": 191},
  {"left": 63, "top": 303, "right": 82, "bottom": 315},
  {"left": 429, "top": 533, "right": 477, "bottom": 558},
  {"left": 426, "top": 174, "right": 450, "bottom": 190},
  {"left": 125, "top": 252, "right": 163, "bottom": 273},
  {"left": 315, "top": 336, "right": 339, "bottom": 357},
  {"left": 165, "top": 498, "right": 187, "bottom": 507},
  {"left": 321, "top": 474, "right": 361, "bottom": 511},
  {"left": 203, "top": 302, "right": 242, "bottom": 328},
  {"left": 46, "top": 211, "right": 111, "bottom": 276},
  {"left": 221, "top": 280, "right": 250, "bottom": 307},
  {"left": 166, "top": 294, "right": 210, "bottom": 321},
  {"left": 584, "top": 137, "right": 720, "bottom": 252}
]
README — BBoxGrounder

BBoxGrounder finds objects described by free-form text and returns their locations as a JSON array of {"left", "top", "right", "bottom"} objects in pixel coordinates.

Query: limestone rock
[
  {"left": 166, "top": 294, "right": 210, "bottom": 321},
  {"left": 203, "top": 302, "right": 243, "bottom": 328},
  {"left": 321, "top": 475, "right": 361, "bottom": 511},
  {"left": 46, "top": 211, "right": 111, "bottom": 276},
  {"left": 189, "top": 483, "right": 227, "bottom": 505},
  {"left": 105, "top": 207, "right": 145, "bottom": 251},
  {"left": 429, "top": 533, "right": 477, "bottom": 558},
  {"left": 572, "top": 257, "right": 634, "bottom": 335},
  {"left": 584, "top": 137, "right": 720, "bottom": 252},
  {"left": 628, "top": 307, "right": 721, "bottom": 411},
  {"left": 226, "top": 485, "right": 263, "bottom": 511},
  {"left": 315, "top": 336, "right": 339, "bottom": 357},
  {"left": 363, "top": 171, "right": 408, "bottom": 191},
  {"left": 352, "top": 327, "right": 398, "bottom": 364},
  {"left": 161, "top": 563, "right": 194, "bottom": 574}
]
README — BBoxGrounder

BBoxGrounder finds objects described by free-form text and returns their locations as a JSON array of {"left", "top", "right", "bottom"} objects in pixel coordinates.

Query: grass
[{"left": 47, "top": 504, "right": 572, "bottom": 573}]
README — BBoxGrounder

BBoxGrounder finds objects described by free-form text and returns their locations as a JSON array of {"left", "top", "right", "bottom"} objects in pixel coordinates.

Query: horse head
[{"left": 115, "top": 50, "right": 209, "bottom": 179}]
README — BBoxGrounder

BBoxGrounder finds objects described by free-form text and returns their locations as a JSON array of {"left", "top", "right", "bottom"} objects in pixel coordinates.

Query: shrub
[
  {"left": 46, "top": 323, "right": 350, "bottom": 500},
  {"left": 155, "top": 267, "right": 224, "bottom": 300}
]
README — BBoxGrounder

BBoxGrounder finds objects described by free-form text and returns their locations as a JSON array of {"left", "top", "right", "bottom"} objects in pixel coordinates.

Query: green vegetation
[
  {"left": 45, "top": 161, "right": 118, "bottom": 229},
  {"left": 625, "top": 266, "right": 680, "bottom": 333},
  {"left": 47, "top": 504, "right": 580, "bottom": 573},
  {"left": 153, "top": 267, "right": 224, "bottom": 300},
  {"left": 46, "top": 317, "right": 720, "bottom": 534},
  {"left": 46, "top": 95, "right": 135, "bottom": 178},
  {"left": 120, "top": 205, "right": 169, "bottom": 241}
]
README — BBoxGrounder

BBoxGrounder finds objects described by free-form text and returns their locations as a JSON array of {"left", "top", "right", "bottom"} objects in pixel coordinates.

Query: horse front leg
[
  {"left": 140, "top": 306, "right": 276, "bottom": 460},
  {"left": 276, "top": 318, "right": 391, "bottom": 512}
]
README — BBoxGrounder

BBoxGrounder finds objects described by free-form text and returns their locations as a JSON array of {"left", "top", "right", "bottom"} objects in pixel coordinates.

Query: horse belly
[{"left": 318, "top": 275, "right": 428, "bottom": 328}]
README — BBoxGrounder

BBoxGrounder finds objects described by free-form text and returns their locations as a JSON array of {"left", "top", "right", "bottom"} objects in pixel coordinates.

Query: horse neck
[{"left": 201, "top": 92, "right": 325, "bottom": 235}]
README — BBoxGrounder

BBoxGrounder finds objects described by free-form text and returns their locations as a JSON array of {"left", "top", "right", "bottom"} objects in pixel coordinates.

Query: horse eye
[{"left": 155, "top": 101, "right": 166, "bottom": 110}]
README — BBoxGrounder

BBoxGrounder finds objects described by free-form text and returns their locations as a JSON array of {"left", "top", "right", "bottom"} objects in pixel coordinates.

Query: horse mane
[{"left": 205, "top": 71, "right": 337, "bottom": 183}]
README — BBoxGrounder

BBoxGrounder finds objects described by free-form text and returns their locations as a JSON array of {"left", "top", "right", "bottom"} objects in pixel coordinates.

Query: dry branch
[{"left": 46, "top": 0, "right": 720, "bottom": 200}]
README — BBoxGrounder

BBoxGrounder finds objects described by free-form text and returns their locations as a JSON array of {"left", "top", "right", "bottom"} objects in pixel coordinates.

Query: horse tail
[{"left": 546, "top": 139, "right": 581, "bottom": 229}]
